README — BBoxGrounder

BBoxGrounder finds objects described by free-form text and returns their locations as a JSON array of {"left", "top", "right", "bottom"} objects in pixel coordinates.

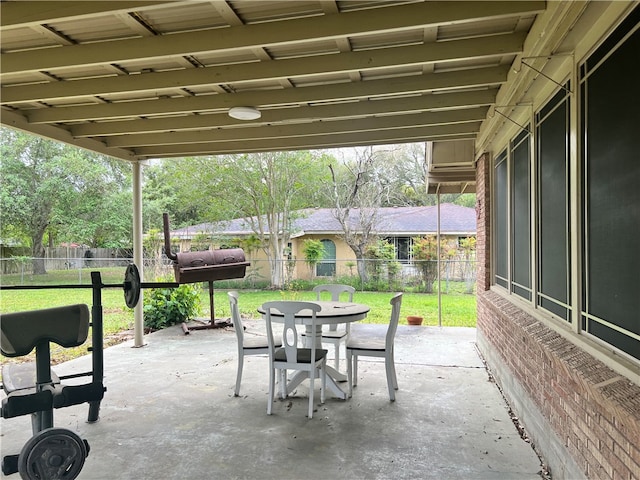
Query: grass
[
  {"left": 1, "top": 267, "right": 476, "bottom": 367},
  {"left": 209, "top": 289, "right": 476, "bottom": 327}
]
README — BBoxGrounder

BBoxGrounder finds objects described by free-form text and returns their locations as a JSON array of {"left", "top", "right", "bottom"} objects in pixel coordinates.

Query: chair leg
[
  {"left": 279, "top": 369, "right": 287, "bottom": 399},
  {"left": 353, "top": 353, "right": 358, "bottom": 387},
  {"left": 346, "top": 349, "right": 353, "bottom": 397},
  {"left": 390, "top": 351, "right": 398, "bottom": 390},
  {"left": 385, "top": 356, "right": 397, "bottom": 402},
  {"left": 320, "top": 362, "right": 326, "bottom": 405},
  {"left": 234, "top": 353, "right": 244, "bottom": 396},
  {"left": 308, "top": 368, "right": 315, "bottom": 419},
  {"left": 267, "top": 366, "right": 275, "bottom": 415},
  {"left": 334, "top": 343, "right": 340, "bottom": 370}
]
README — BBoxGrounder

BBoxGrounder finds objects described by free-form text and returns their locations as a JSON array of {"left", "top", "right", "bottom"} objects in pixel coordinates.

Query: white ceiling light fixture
[{"left": 228, "top": 106, "right": 261, "bottom": 120}]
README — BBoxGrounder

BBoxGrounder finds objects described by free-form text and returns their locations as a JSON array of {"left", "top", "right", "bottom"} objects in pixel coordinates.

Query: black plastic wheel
[{"left": 18, "top": 428, "right": 88, "bottom": 480}]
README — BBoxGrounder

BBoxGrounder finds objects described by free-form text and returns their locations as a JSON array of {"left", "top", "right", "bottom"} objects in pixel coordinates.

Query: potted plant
[{"left": 406, "top": 315, "right": 423, "bottom": 326}]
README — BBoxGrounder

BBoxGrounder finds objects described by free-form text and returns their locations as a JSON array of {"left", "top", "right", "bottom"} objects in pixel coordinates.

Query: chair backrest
[
  {"left": 1, "top": 304, "right": 90, "bottom": 357},
  {"left": 313, "top": 285, "right": 355, "bottom": 332},
  {"left": 228, "top": 291, "right": 244, "bottom": 346},
  {"left": 386, "top": 293, "right": 403, "bottom": 351},
  {"left": 262, "top": 301, "right": 322, "bottom": 363},
  {"left": 313, "top": 284, "right": 355, "bottom": 302}
]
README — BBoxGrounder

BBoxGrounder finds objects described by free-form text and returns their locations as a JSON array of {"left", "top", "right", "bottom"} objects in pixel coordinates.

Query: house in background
[{"left": 168, "top": 203, "right": 476, "bottom": 281}]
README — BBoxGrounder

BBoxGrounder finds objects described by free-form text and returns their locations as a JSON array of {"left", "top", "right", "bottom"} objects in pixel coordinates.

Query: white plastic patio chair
[
  {"left": 228, "top": 291, "right": 280, "bottom": 397},
  {"left": 346, "top": 292, "right": 403, "bottom": 401},
  {"left": 307, "top": 284, "right": 355, "bottom": 369},
  {"left": 262, "top": 301, "right": 327, "bottom": 418}
]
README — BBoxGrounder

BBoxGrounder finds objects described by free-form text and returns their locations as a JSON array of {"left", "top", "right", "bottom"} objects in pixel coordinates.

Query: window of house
[
  {"left": 386, "top": 237, "right": 411, "bottom": 263},
  {"left": 494, "top": 150, "right": 508, "bottom": 289},
  {"left": 536, "top": 86, "right": 571, "bottom": 322},
  {"left": 316, "top": 239, "right": 336, "bottom": 277},
  {"left": 510, "top": 129, "right": 532, "bottom": 301},
  {"left": 492, "top": 8, "right": 639, "bottom": 363},
  {"left": 579, "top": 11, "right": 639, "bottom": 361},
  {"left": 494, "top": 131, "right": 531, "bottom": 299}
]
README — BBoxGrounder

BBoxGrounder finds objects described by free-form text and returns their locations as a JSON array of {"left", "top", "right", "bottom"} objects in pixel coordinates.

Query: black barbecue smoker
[{"left": 162, "top": 213, "right": 250, "bottom": 331}]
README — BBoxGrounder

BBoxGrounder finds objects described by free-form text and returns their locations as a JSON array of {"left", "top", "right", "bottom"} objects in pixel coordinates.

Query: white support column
[
  {"left": 437, "top": 190, "right": 442, "bottom": 328},
  {"left": 132, "top": 161, "right": 145, "bottom": 347}
]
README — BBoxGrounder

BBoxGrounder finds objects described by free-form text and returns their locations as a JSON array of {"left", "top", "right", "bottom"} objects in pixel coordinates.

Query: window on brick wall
[
  {"left": 492, "top": 8, "right": 639, "bottom": 364},
  {"left": 494, "top": 150, "right": 508, "bottom": 289},
  {"left": 579, "top": 11, "right": 639, "bottom": 361},
  {"left": 493, "top": 129, "right": 533, "bottom": 302},
  {"left": 536, "top": 87, "right": 571, "bottom": 322},
  {"left": 510, "top": 130, "right": 532, "bottom": 301}
]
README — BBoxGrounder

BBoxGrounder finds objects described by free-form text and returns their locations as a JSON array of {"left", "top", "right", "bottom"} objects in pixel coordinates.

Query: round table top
[{"left": 258, "top": 301, "right": 370, "bottom": 325}]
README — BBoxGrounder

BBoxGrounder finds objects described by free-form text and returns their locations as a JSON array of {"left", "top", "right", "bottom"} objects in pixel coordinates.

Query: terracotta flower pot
[{"left": 406, "top": 315, "right": 423, "bottom": 326}]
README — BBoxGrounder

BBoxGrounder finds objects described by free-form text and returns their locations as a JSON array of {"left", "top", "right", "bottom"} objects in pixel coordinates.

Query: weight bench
[{"left": 1, "top": 304, "right": 105, "bottom": 479}]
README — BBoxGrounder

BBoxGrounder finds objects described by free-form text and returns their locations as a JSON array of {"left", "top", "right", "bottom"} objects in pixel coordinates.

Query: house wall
[
  {"left": 291, "top": 234, "right": 355, "bottom": 280},
  {"left": 474, "top": 3, "right": 640, "bottom": 479},
  {"left": 178, "top": 232, "right": 472, "bottom": 283}
]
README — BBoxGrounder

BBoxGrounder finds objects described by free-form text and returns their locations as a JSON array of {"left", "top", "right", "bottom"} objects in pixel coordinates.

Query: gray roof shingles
[{"left": 171, "top": 204, "right": 476, "bottom": 238}]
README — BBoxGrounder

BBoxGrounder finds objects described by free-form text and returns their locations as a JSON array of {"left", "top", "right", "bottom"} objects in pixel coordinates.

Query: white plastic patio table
[{"left": 257, "top": 301, "right": 370, "bottom": 400}]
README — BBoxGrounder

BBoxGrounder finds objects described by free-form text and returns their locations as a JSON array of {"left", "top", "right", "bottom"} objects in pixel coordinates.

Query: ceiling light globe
[{"left": 228, "top": 106, "right": 261, "bottom": 120}]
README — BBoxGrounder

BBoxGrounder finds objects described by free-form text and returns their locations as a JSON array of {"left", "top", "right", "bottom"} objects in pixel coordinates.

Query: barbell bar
[{"left": 0, "top": 264, "right": 178, "bottom": 309}]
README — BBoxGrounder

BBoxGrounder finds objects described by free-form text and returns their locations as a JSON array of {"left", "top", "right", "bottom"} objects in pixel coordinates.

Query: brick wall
[
  {"left": 477, "top": 293, "right": 640, "bottom": 480},
  {"left": 475, "top": 153, "right": 491, "bottom": 293},
  {"left": 474, "top": 153, "right": 640, "bottom": 480}
]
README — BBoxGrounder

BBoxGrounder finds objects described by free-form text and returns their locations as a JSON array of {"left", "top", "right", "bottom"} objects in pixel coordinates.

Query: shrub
[{"left": 143, "top": 281, "right": 201, "bottom": 330}]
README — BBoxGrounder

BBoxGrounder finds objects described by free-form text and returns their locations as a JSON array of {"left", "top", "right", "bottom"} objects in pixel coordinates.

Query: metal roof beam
[
  {"left": 0, "top": 1, "right": 544, "bottom": 73},
  {"left": 133, "top": 129, "right": 476, "bottom": 158},
  {"left": 71, "top": 89, "right": 498, "bottom": 137},
  {"left": 24, "top": 66, "right": 508, "bottom": 123},
  {"left": 106, "top": 119, "right": 483, "bottom": 147},
  {"left": 2, "top": 33, "right": 523, "bottom": 104}
]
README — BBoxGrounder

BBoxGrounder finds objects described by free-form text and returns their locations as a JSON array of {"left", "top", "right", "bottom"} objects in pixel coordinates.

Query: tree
[
  {"left": 156, "top": 151, "right": 331, "bottom": 288},
  {"left": 365, "top": 239, "right": 401, "bottom": 289},
  {"left": 411, "top": 235, "right": 453, "bottom": 293},
  {"left": 1, "top": 131, "right": 63, "bottom": 273},
  {"left": 370, "top": 143, "right": 430, "bottom": 206},
  {"left": 328, "top": 146, "right": 391, "bottom": 282},
  {"left": 142, "top": 160, "right": 204, "bottom": 230},
  {"left": 302, "top": 239, "right": 325, "bottom": 277},
  {"left": 1, "top": 128, "right": 133, "bottom": 273}
]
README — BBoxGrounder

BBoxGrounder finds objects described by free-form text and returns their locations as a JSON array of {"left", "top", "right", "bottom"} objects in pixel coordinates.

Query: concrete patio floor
[{"left": 1, "top": 322, "right": 545, "bottom": 479}]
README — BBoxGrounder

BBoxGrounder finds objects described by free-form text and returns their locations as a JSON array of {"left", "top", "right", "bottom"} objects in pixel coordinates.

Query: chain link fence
[{"left": 1, "top": 256, "right": 476, "bottom": 294}]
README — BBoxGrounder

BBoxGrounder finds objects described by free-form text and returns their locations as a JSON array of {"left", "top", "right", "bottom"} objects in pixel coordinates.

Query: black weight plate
[
  {"left": 124, "top": 263, "right": 141, "bottom": 308},
  {"left": 18, "top": 428, "right": 88, "bottom": 480}
]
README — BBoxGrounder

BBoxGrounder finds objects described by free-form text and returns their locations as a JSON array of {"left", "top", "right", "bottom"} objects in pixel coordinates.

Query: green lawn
[
  {"left": 1, "top": 267, "right": 476, "bottom": 366},
  {"left": 210, "top": 289, "right": 476, "bottom": 327}
]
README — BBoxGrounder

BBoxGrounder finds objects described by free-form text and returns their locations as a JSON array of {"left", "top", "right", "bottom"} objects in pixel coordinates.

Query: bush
[{"left": 143, "top": 281, "right": 201, "bottom": 330}]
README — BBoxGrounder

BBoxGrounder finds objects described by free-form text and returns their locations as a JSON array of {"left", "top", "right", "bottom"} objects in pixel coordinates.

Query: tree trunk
[
  {"left": 266, "top": 234, "right": 288, "bottom": 289},
  {"left": 356, "top": 258, "right": 368, "bottom": 284},
  {"left": 31, "top": 235, "right": 47, "bottom": 275}
]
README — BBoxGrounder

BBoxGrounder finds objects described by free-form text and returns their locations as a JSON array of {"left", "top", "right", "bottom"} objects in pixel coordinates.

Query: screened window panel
[
  {"left": 537, "top": 89, "right": 570, "bottom": 321},
  {"left": 581, "top": 14, "right": 640, "bottom": 360},
  {"left": 511, "top": 133, "right": 531, "bottom": 300},
  {"left": 494, "top": 152, "right": 508, "bottom": 288}
]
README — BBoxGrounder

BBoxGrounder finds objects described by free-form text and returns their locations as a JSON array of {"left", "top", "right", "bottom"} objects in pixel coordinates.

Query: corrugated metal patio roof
[{"left": 1, "top": 0, "right": 565, "bottom": 194}]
